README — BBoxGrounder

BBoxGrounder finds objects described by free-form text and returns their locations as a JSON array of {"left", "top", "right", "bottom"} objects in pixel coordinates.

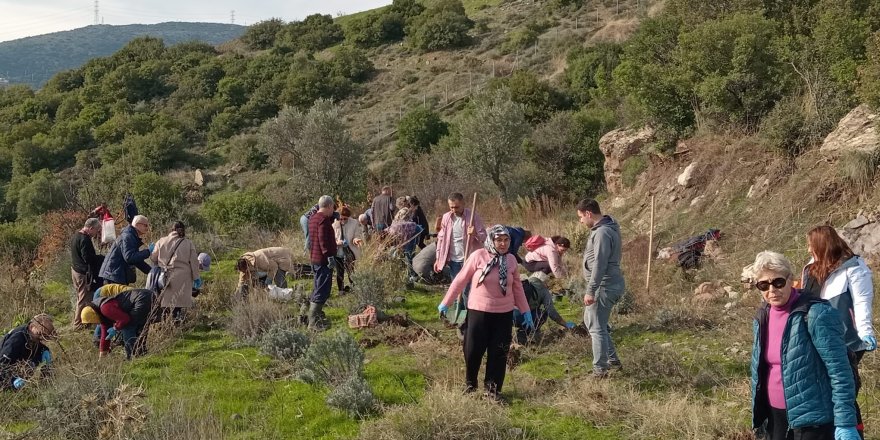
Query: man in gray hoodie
[{"left": 577, "top": 198, "right": 625, "bottom": 377}]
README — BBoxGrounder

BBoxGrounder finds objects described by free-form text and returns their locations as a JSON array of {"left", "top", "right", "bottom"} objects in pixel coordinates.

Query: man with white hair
[
  {"left": 99, "top": 215, "right": 153, "bottom": 286},
  {"left": 307, "top": 196, "right": 338, "bottom": 330},
  {"left": 70, "top": 218, "right": 103, "bottom": 329}
]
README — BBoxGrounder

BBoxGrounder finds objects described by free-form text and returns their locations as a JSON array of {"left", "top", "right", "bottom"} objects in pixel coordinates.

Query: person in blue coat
[
  {"left": 1, "top": 314, "right": 55, "bottom": 391},
  {"left": 748, "top": 251, "right": 860, "bottom": 440},
  {"left": 99, "top": 215, "right": 153, "bottom": 285}
]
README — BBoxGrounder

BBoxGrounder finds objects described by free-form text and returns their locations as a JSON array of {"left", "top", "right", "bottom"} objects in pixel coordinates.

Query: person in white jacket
[{"left": 802, "top": 225, "right": 874, "bottom": 436}]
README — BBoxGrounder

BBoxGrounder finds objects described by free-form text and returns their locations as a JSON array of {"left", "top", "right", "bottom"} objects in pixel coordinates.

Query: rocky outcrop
[
  {"left": 677, "top": 162, "right": 697, "bottom": 187},
  {"left": 839, "top": 214, "right": 880, "bottom": 258},
  {"left": 599, "top": 126, "right": 655, "bottom": 194},
  {"left": 820, "top": 104, "right": 879, "bottom": 154}
]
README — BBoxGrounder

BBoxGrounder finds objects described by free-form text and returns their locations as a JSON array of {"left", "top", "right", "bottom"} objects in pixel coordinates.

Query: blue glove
[
  {"left": 106, "top": 328, "right": 118, "bottom": 340},
  {"left": 863, "top": 335, "right": 877, "bottom": 351},
  {"left": 148, "top": 242, "right": 155, "bottom": 253},
  {"left": 522, "top": 312, "right": 535, "bottom": 330},
  {"left": 342, "top": 239, "right": 349, "bottom": 247},
  {"left": 835, "top": 427, "right": 861, "bottom": 440},
  {"left": 193, "top": 278, "right": 203, "bottom": 289},
  {"left": 41, "top": 350, "right": 52, "bottom": 365},
  {"left": 438, "top": 303, "right": 449, "bottom": 318},
  {"left": 565, "top": 321, "right": 576, "bottom": 329},
  {"left": 12, "top": 377, "right": 25, "bottom": 390}
]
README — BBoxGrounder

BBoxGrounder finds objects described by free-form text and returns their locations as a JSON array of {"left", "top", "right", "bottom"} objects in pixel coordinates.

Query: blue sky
[{"left": 0, "top": 0, "right": 392, "bottom": 42}]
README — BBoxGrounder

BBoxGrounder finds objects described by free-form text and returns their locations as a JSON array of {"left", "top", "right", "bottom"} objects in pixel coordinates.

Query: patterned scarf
[{"left": 478, "top": 225, "right": 510, "bottom": 294}]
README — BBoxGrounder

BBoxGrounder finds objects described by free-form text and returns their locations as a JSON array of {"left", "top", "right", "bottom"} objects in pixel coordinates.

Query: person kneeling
[
  {"left": 1, "top": 314, "right": 56, "bottom": 391},
  {"left": 514, "top": 272, "right": 576, "bottom": 344}
]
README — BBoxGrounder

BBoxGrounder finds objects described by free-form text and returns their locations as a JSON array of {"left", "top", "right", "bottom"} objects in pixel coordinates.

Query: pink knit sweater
[{"left": 441, "top": 249, "right": 531, "bottom": 314}]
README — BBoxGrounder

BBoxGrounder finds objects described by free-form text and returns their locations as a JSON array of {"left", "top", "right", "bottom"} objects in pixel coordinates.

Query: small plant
[
  {"left": 227, "top": 295, "right": 291, "bottom": 345},
  {"left": 326, "top": 374, "right": 377, "bottom": 419},
  {"left": 298, "top": 330, "right": 364, "bottom": 386},
  {"left": 260, "top": 321, "right": 311, "bottom": 362},
  {"left": 621, "top": 155, "right": 648, "bottom": 188},
  {"left": 839, "top": 149, "right": 880, "bottom": 190}
]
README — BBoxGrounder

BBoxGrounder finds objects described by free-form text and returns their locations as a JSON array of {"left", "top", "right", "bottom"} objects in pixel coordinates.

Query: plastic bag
[
  {"left": 267, "top": 285, "right": 293, "bottom": 302},
  {"left": 101, "top": 218, "right": 116, "bottom": 244}
]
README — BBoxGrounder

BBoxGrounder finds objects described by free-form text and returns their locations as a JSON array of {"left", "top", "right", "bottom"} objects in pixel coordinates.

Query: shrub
[
  {"left": 242, "top": 18, "right": 285, "bottom": 50},
  {"left": 760, "top": 97, "right": 807, "bottom": 157},
  {"left": 201, "top": 191, "right": 288, "bottom": 234},
  {"left": 495, "top": 70, "right": 568, "bottom": 124},
  {"left": 298, "top": 330, "right": 365, "bottom": 386},
  {"left": 326, "top": 374, "right": 377, "bottom": 419},
  {"left": 859, "top": 32, "right": 880, "bottom": 110},
  {"left": 407, "top": 0, "right": 474, "bottom": 52},
  {"left": 227, "top": 296, "right": 291, "bottom": 344},
  {"left": 397, "top": 106, "right": 448, "bottom": 157},
  {"left": 621, "top": 155, "right": 648, "bottom": 188},
  {"left": 347, "top": 250, "right": 403, "bottom": 314},
  {"left": 0, "top": 221, "right": 41, "bottom": 267},
  {"left": 343, "top": 11, "right": 406, "bottom": 48},
  {"left": 13, "top": 169, "right": 67, "bottom": 218},
  {"left": 500, "top": 19, "right": 553, "bottom": 54},
  {"left": 260, "top": 321, "right": 311, "bottom": 362},
  {"left": 839, "top": 149, "right": 880, "bottom": 190},
  {"left": 130, "top": 172, "right": 184, "bottom": 228}
]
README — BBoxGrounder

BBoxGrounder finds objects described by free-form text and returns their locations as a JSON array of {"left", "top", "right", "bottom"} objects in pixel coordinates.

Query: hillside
[{"left": 0, "top": 22, "right": 245, "bottom": 88}]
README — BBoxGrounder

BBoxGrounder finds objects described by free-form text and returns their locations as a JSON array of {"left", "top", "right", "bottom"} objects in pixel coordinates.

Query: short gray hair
[
  {"left": 748, "top": 251, "right": 793, "bottom": 280},
  {"left": 318, "top": 195, "right": 335, "bottom": 209},
  {"left": 132, "top": 215, "right": 150, "bottom": 227},
  {"left": 84, "top": 218, "right": 101, "bottom": 229}
]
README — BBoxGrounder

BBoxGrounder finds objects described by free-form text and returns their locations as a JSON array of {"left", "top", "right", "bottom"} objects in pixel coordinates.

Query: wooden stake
[{"left": 645, "top": 194, "right": 655, "bottom": 291}]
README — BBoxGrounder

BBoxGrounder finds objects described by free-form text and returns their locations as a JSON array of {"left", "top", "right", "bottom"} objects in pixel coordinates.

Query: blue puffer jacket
[
  {"left": 751, "top": 293, "right": 857, "bottom": 430},
  {"left": 98, "top": 226, "right": 151, "bottom": 285}
]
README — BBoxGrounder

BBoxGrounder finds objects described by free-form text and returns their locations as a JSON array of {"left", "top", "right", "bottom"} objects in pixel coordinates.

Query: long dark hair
[
  {"left": 172, "top": 221, "right": 186, "bottom": 238},
  {"left": 807, "top": 225, "right": 854, "bottom": 285}
]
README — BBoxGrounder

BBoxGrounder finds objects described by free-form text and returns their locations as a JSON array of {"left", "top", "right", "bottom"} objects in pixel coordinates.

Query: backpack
[
  {"left": 524, "top": 235, "right": 546, "bottom": 252},
  {"left": 522, "top": 280, "right": 543, "bottom": 317},
  {"left": 146, "top": 238, "right": 185, "bottom": 293},
  {"left": 123, "top": 193, "right": 138, "bottom": 224}
]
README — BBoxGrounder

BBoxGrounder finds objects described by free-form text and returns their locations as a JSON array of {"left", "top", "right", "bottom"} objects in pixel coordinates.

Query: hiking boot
[
  {"left": 483, "top": 391, "right": 505, "bottom": 405},
  {"left": 608, "top": 360, "right": 623, "bottom": 370},
  {"left": 592, "top": 368, "right": 610, "bottom": 379},
  {"left": 463, "top": 385, "right": 477, "bottom": 395}
]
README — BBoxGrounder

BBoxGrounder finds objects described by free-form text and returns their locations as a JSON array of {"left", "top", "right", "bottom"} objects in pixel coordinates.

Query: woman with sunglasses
[
  {"left": 801, "top": 225, "right": 875, "bottom": 436},
  {"left": 749, "top": 251, "right": 859, "bottom": 440},
  {"left": 437, "top": 225, "right": 533, "bottom": 402}
]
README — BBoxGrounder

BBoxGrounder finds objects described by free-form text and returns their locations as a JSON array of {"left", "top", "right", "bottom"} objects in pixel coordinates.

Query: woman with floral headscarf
[{"left": 438, "top": 225, "right": 533, "bottom": 402}]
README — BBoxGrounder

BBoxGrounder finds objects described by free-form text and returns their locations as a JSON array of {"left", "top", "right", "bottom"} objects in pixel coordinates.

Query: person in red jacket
[{"left": 307, "top": 195, "right": 338, "bottom": 331}]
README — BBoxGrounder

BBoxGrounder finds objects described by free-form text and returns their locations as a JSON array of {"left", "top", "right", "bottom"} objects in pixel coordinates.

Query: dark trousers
[
  {"left": 463, "top": 309, "right": 513, "bottom": 394},
  {"left": 852, "top": 350, "right": 866, "bottom": 436},
  {"left": 310, "top": 263, "right": 332, "bottom": 304},
  {"left": 768, "top": 407, "right": 833, "bottom": 440},
  {"left": 521, "top": 260, "right": 551, "bottom": 274},
  {"left": 334, "top": 256, "right": 353, "bottom": 291}
]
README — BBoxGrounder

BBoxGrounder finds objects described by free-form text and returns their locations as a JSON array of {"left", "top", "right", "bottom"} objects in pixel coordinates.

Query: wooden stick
[
  {"left": 645, "top": 194, "right": 655, "bottom": 291},
  {"left": 451, "top": 193, "right": 478, "bottom": 324}
]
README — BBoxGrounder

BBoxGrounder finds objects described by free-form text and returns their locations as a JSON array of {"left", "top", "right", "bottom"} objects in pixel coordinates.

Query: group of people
[
  {"left": 749, "top": 225, "right": 876, "bottom": 440},
  {"left": 2, "top": 185, "right": 875, "bottom": 440}
]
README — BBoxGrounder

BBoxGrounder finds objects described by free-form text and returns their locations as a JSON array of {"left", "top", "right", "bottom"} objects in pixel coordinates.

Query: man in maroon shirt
[{"left": 307, "top": 195, "right": 338, "bottom": 330}]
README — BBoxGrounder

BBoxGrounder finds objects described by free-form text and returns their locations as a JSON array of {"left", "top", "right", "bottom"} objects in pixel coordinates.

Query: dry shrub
[
  {"left": 227, "top": 294, "right": 291, "bottom": 344},
  {"left": 39, "top": 370, "right": 149, "bottom": 440},
  {"left": 346, "top": 243, "right": 404, "bottom": 314},
  {"left": 358, "top": 388, "right": 526, "bottom": 440},
  {"left": 839, "top": 149, "right": 880, "bottom": 190},
  {"left": 131, "top": 401, "right": 225, "bottom": 440}
]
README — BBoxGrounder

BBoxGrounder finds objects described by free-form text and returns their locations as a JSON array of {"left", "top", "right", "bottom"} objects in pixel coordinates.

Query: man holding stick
[{"left": 434, "top": 193, "right": 486, "bottom": 308}]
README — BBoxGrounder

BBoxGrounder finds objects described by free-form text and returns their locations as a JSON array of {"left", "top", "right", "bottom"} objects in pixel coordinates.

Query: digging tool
[{"left": 444, "top": 192, "right": 478, "bottom": 328}]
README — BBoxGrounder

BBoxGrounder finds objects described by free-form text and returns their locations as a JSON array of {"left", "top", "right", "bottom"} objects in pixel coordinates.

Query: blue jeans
[
  {"left": 121, "top": 325, "right": 141, "bottom": 360},
  {"left": 310, "top": 264, "right": 333, "bottom": 304},
  {"left": 448, "top": 260, "right": 470, "bottom": 310},
  {"left": 583, "top": 290, "right": 622, "bottom": 371},
  {"left": 300, "top": 215, "right": 310, "bottom": 250}
]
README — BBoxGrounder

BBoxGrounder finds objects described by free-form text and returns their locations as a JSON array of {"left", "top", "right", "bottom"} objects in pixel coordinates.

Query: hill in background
[{"left": 0, "top": 22, "right": 245, "bottom": 88}]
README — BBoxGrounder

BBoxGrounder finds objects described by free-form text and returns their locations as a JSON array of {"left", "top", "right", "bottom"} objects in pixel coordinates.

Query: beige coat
[
  {"left": 333, "top": 218, "right": 364, "bottom": 260},
  {"left": 238, "top": 247, "right": 294, "bottom": 286},
  {"left": 151, "top": 231, "right": 199, "bottom": 309}
]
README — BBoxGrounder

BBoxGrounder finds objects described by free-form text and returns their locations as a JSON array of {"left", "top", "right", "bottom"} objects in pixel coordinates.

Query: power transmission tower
[
  {"left": 94, "top": 0, "right": 99, "bottom": 25},
  {"left": 230, "top": 10, "right": 235, "bottom": 24}
]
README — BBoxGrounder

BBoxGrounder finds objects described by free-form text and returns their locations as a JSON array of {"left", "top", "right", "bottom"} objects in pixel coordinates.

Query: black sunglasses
[{"left": 755, "top": 277, "right": 787, "bottom": 292}]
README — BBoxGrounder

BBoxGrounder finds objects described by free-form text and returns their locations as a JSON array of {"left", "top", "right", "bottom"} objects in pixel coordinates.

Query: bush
[
  {"left": 242, "top": 18, "right": 285, "bottom": 50},
  {"left": 260, "top": 321, "right": 311, "bottom": 362},
  {"left": 760, "top": 97, "right": 808, "bottom": 157},
  {"left": 326, "top": 374, "right": 377, "bottom": 419},
  {"left": 228, "top": 296, "right": 291, "bottom": 344},
  {"left": 397, "top": 106, "right": 448, "bottom": 157},
  {"left": 500, "top": 19, "right": 553, "bottom": 54},
  {"left": 0, "top": 221, "right": 41, "bottom": 266},
  {"left": 201, "top": 191, "right": 288, "bottom": 234},
  {"left": 347, "top": 251, "right": 403, "bottom": 314},
  {"left": 407, "top": 0, "right": 474, "bottom": 52},
  {"left": 298, "top": 330, "right": 365, "bottom": 386},
  {"left": 839, "top": 149, "right": 880, "bottom": 190},
  {"left": 13, "top": 169, "right": 67, "bottom": 218},
  {"left": 621, "top": 155, "right": 648, "bottom": 188},
  {"left": 495, "top": 70, "right": 569, "bottom": 124},
  {"left": 859, "top": 32, "right": 880, "bottom": 110},
  {"left": 130, "top": 172, "right": 184, "bottom": 228}
]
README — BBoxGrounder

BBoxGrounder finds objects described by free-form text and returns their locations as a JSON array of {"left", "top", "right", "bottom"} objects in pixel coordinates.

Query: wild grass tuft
[{"left": 839, "top": 149, "right": 880, "bottom": 190}]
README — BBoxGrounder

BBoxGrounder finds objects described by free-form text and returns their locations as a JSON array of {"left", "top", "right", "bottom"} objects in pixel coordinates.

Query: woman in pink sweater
[
  {"left": 523, "top": 235, "right": 570, "bottom": 278},
  {"left": 438, "top": 225, "right": 533, "bottom": 401}
]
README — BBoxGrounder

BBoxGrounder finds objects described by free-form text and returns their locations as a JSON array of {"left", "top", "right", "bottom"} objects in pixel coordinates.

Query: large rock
[
  {"left": 839, "top": 217, "right": 880, "bottom": 257},
  {"left": 599, "top": 126, "right": 655, "bottom": 194},
  {"left": 820, "top": 104, "right": 879, "bottom": 154},
  {"left": 677, "top": 162, "right": 697, "bottom": 187}
]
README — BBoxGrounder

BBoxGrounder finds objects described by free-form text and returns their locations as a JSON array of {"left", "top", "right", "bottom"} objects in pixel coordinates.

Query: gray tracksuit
[{"left": 582, "top": 215, "right": 624, "bottom": 372}]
